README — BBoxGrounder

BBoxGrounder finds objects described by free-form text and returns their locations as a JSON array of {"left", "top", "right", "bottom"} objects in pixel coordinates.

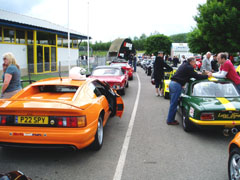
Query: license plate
[
  {"left": 16, "top": 116, "right": 49, "bottom": 124},
  {"left": 217, "top": 112, "right": 240, "bottom": 120}
]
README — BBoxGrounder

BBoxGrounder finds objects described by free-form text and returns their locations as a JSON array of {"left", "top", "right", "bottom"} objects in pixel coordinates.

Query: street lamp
[
  {"left": 68, "top": 0, "right": 71, "bottom": 71},
  {"left": 87, "top": 1, "right": 90, "bottom": 72}
]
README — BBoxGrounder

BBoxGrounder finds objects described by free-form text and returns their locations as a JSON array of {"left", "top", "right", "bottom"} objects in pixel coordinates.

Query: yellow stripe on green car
[
  {"left": 217, "top": 98, "right": 236, "bottom": 111},
  {"left": 208, "top": 77, "right": 218, "bottom": 81}
]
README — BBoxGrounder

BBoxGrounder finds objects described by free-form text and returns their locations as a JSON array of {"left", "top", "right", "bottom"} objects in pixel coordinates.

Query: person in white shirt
[{"left": 201, "top": 52, "right": 212, "bottom": 72}]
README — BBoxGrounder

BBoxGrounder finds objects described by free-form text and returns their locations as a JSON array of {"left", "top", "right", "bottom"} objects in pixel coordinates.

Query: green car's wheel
[
  {"left": 228, "top": 147, "right": 240, "bottom": 180},
  {"left": 91, "top": 116, "right": 104, "bottom": 151},
  {"left": 182, "top": 109, "right": 195, "bottom": 132}
]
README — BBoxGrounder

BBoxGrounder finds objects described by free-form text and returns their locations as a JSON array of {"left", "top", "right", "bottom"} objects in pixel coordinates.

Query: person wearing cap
[
  {"left": 153, "top": 51, "right": 172, "bottom": 96},
  {"left": 166, "top": 57, "right": 212, "bottom": 125},
  {"left": 211, "top": 54, "right": 219, "bottom": 72}
]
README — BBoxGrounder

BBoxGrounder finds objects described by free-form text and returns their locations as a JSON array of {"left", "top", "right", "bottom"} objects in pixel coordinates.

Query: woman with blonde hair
[{"left": 1, "top": 52, "right": 21, "bottom": 98}]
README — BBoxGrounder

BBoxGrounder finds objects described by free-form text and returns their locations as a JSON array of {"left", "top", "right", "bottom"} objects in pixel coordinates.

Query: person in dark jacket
[
  {"left": 211, "top": 54, "right": 219, "bottom": 72},
  {"left": 172, "top": 56, "right": 180, "bottom": 67},
  {"left": 166, "top": 57, "right": 212, "bottom": 125},
  {"left": 153, "top": 51, "right": 173, "bottom": 96}
]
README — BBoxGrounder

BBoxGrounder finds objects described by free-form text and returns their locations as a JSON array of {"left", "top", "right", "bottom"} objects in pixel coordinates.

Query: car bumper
[
  {"left": 189, "top": 117, "right": 240, "bottom": 126},
  {"left": 0, "top": 121, "right": 97, "bottom": 150}
]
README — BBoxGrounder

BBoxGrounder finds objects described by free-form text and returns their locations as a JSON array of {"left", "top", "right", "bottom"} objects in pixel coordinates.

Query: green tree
[
  {"left": 170, "top": 33, "right": 188, "bottom": 43},
  {"left": 144, "top": 34, "right": 172, "bottom": 55},
  {"left": 194, "top": 0, "right": 240, "bottom": 53},
  {"left": 187, "top": 28, "right": 210, "bottom": 54}
]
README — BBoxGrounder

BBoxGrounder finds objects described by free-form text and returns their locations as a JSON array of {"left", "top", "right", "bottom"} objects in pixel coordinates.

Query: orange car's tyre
[
  {"left": 228, "top": 147, "right": 240, "bottom": 180},
  {"left": 91, "top": 116, "right": 103, "bottom": 151},
  {"left": 182, "top": 109, "right": 195, "bottom": 132}
]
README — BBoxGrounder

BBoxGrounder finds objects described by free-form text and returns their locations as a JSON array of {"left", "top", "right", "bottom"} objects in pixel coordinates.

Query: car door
[{"left": 93, "top": 80, "right": 124, "bottom": 118}]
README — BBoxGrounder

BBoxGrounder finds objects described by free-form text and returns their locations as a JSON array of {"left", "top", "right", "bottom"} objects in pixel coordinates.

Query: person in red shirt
[{"left": 212, "top": 52, "right": 240, "bottom": 91}]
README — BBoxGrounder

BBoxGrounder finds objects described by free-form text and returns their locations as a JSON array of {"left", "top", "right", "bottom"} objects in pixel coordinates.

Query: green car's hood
[{"left": 184, "top": 97, "right": 240, "bottom": 111}]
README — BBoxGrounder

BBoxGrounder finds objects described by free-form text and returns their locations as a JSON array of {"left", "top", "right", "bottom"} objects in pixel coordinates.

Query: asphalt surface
[{"left": 0, "top": 67, "right": 233, "bottom": 180}]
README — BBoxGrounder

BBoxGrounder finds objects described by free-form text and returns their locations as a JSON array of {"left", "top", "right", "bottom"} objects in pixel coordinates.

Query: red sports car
[
  {"left": 110, "top": 60, "right": 134, "bottom": 80},
  {"left": 90, "top": 66, "right": 129, "bottom": 95}
]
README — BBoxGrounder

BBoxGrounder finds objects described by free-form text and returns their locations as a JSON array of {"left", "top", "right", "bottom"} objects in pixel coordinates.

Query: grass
[{"left": 0, "top": 72, "right": 66, "bottom": 92}]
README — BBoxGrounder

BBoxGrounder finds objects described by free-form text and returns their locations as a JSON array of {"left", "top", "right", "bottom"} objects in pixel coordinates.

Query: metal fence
[
  {"left": 76, "top": 56, "right": 107, "bottom": 72},
  {"left": 27, "top": 56, "right": 107, "bottom": 74}
]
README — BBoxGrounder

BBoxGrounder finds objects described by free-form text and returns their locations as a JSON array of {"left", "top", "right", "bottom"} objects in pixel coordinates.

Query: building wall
[
  {"left": 0, "top": 44, "right": 28, "bottom": 76},
  {"left": 57, "top": 47, "right": 79, "bottom": 71},
  {"left": 0, "top": 45, "right": 79, "bottom": 76}
]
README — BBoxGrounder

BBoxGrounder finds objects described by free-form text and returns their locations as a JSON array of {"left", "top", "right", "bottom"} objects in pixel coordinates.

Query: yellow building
[{"left": 0, "top": 9, "right": 88, "bottom": 75}]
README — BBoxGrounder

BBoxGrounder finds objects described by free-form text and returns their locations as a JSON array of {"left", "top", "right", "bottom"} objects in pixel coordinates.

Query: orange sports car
[{"left": 0, "top": 76, "right": 124, "bottom": 151}]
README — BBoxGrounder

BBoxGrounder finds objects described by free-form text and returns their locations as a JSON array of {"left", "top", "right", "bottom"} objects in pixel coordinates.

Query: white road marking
[{"left": 113, "top": 73, "right": 141, "bottom": 180}]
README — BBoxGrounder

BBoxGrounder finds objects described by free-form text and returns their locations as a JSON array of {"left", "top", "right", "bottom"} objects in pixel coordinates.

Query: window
[
  {"left": 57, "top": 36, "right": 63, "bottom": 47},
  {"left": 37, "top": 31, "right": 56, "bottom": 45},
  {"left": 192, "top": 82, "right": 239, "bottom": 97},
  {"left": 16, "top": 30, "right": 25, "bottom": 44},
  {"left": 63, "top": 38, "right": 68, "bottom": 47},
  {"left": 27, "top": 31, "right": 33, "bottom": 44},
  {"left": 39, "top": 85, "right": 79, "bottom": 93},
  {"left": 0, "top": 26, "right": 2, "bottom": 42},
  {"left": 51, "top": 47, "right": 57, "bottom": 71},
  {"left": 73, "top": 39, "right": 78, "bottom": 48},
  {"left": 4, "top": 28, "right": 15, "bottom": 43},
  {"left": 62, "top": 38, "right": 75, "bottom": 48},
  {"left": 92, "top": 68, "right": 121, "bottom": 76},
  {"left": 27, "top": 45, "right": 34, "bottom": 73}
]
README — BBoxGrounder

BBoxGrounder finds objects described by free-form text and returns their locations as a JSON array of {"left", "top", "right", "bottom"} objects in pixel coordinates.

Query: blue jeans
[{"left": 167, "top": 81, "right": 182, "bottom": 123}]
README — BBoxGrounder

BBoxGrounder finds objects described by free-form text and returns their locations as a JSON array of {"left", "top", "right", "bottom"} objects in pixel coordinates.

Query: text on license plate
[{"left": 16, "top": 116, "right": 49, "bottom": 124}]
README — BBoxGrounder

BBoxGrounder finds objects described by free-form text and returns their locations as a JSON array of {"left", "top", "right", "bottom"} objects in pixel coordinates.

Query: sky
[{"left": 0, "top": 0, "right": 207, "bottom": 42}]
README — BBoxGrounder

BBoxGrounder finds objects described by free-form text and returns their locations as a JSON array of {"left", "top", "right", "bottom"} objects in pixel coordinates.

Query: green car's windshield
[{"left": 192, "top": 81, "right": 240, "bottom": 97}]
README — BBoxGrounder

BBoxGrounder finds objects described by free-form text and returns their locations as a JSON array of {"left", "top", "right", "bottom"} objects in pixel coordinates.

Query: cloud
[
  {"left": 0, "top": 0, "right": 42, "bottom": 14},
  {"left": 0, "top": 0, "right": 207, "bottom": 42}
]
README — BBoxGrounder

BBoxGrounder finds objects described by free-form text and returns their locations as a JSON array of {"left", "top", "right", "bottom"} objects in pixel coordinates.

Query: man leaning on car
[
  {"left": 166, "top": 57, "right": 212, "bottom": 125},
  {"left": 212, "top": 52, "right": 240, "bottom": 92}
]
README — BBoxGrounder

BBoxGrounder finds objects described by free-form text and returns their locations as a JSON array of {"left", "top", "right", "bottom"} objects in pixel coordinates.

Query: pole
[
  {"left": 68, "top": 0, "right": 71, "bottom": 71},
  {"left": 87, "top": 1, "right": 90, "bottom": 72}
]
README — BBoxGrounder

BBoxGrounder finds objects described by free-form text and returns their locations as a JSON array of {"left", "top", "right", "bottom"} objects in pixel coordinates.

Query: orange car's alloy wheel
[
  {"left": 229, "top": 148, "right": 240, "bottom": 180},
  {"left": 97, "top": 118, "right": 103, "bottom": 145},
  {"left": 91, "top": 116, "right": 103, "bottom": 151}
]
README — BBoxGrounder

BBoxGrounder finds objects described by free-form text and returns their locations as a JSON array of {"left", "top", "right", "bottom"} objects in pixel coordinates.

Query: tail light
[
  {"left": 55, "top": 116, "right": 86, "bottom": 127},
  {"left": 0, "top": 116, "right": 7, "bottom": 125},
  {"left": 200, "top": 113, "right": 214, "bottom": 120}
]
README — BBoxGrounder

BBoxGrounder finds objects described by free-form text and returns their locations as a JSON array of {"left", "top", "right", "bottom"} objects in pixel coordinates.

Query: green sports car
[{"left": 178, "top": 77, "right": 240, "bottom": 133}]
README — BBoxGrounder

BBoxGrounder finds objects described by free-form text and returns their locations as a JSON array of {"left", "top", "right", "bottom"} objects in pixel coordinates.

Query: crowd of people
[{"left": 150, "top": 51, "right": 240, "bottom": 126}]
